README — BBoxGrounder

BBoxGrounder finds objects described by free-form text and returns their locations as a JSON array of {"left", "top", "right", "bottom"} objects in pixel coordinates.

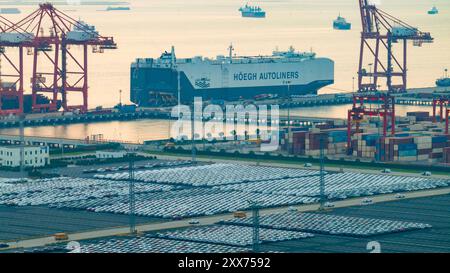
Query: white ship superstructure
[{"left": 130, "top": 46, "right": 334, "bottom": 106}]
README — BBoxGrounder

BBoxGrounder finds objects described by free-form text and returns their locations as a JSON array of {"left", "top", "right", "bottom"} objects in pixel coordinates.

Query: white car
[
  {"left": 288, "top": 206, "right": 298, "bottom": 212},
  {"left": 324, "top": 202, "right": 335, "bottom": 208},
  {"left": 422, "top": 171, "right": 432, "bottom": 176},
  {"left": 304, "top": 163, "right": 313, "bottom": 168},
  {"left": 395, "top": 193, "right": 406, "bottom": 199},
  {"left": 382, "top": 169, "right": 391, "bottom": 173},
  {"left": 188, "top": 219, "right": 200, "bottom": 225},
  {"left": 361, "top": 197, "right": 373, "bottom": 205}
]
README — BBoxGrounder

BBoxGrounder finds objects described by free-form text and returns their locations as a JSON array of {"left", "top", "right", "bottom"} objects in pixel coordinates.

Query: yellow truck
[
  {"left": 233, "top": 211, "right": 247, "bottom": 218},
  {"left": 54, "top": 233, "right": 69, "bottom": 241}
]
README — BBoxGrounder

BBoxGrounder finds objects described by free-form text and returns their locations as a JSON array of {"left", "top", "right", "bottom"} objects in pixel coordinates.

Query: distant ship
[
  {"left": 436, "top": 69, "right": 449, "bottom": 87},
  {"left": 428, "top": 6, "right": 438, "bottom": 15},
  {"left": 436, "top": 78, "right": 450, "bottom": 87},
  {"left": 130, "top": 45, "right": 334, "bottom": 106},
  {"left": 106, "top": 6, "right": 130, "bottom": 11},
  {"left": 333, "top": 15, "right": 351, "bottom": 30},
  {"left": 0, "top": 8, "right": 21, "bottom": 14},
  {"left": 239, "top": 4, "right": 265, "bottom": 18}
]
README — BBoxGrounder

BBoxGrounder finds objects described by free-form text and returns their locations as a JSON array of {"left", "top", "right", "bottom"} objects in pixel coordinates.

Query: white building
[
  {"left": 95, "top": 150, "right": 127, "bottom": 159},
  {"left": 0, "top": 145, "right": 50, "bottom": 168}
]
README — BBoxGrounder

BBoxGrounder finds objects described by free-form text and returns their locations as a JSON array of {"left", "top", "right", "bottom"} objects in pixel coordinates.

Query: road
[{"left": 4, "top": 186, "right": 450, "bottom": 251}]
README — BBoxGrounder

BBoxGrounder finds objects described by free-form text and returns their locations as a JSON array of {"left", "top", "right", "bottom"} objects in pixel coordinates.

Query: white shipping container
[
  {"left": 391, "top": 26, "right": 418, "bottom": 37},
  {"left": 66, "top": 31, "right": 98, "bottom": 42}
]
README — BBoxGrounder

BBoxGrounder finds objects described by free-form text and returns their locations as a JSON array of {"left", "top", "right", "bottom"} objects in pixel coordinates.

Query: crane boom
[{"left": 358, "top": 0, "right": 433, "bottom": 93}]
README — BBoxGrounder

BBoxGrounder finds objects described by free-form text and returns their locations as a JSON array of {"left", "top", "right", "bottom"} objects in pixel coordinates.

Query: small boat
[
  {"left": 333, "top": 15, "right": 351, "bottom": 30},
  {"left": 106, "top": 6, "right": 131, "bottom": 11},
  {"left": 428, "top": 6, "right": 438, "bottom": 15},
  {"left": 436, "top": 78, "right": 450, "bottom": 87},
  {"left": 239, "top": 4, "right": 265, "bottom": 18},
  {"left": 436, "top": 69, "right": 449, "bottom": 87}
]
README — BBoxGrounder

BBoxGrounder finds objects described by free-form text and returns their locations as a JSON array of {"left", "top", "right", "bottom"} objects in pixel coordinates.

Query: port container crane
[
  {"left": 0, "top": 16, "right": 34, "bottom": 115},
  {"left": 357, "top": 0, "right": 433, "bottom": 93},
  {"left": 3, "top": 3, "right": 116, "bottom": 113},
  {"left": 347, "top": 0, "right": 433, "bottom": 156}
]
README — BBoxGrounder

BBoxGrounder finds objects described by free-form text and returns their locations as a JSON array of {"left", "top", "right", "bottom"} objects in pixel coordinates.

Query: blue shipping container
[
  {"left": 398, "top": 143, "right": 417, "bottom": 151},
  {"left": 399, "top": 150, "right": 417, "bottom": 157},
  {"left": 432, "top": 136, "right": 448, "bottom": 143}
]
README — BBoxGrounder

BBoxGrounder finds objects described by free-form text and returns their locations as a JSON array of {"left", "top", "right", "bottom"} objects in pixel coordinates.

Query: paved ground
[
  {"left": 259, "top": 194, "right": 450, "bottom": 253},
  {"left": 2, "top": 187, "right": 449, "bottom": 251},
  {"left": 0, "top": 205, "right": 161, "bottom": 242}
]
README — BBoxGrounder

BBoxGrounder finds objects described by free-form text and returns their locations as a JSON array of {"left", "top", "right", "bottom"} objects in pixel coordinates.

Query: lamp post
[
  {"left": 368, "top": 63, "right": 373, "bottom": 88},
  {"left": 352, "top": 77, "right": 355, "bottom": 93},
  {"left": 284, "top": 80, "right": 292, "bottom": 154}
]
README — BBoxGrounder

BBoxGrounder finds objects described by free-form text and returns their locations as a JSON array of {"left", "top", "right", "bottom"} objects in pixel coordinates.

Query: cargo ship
[
  {"left": 1, "top": 94, "right": 62, "bottom": 113},
  {"left": 130, "top": 46, "right": 334, "bottom": 106},
  {"left": 428, "top": 6, "right": 438, "bottom": 15},
  {"left": 333, "top": 15, "right": 351, "bottom": 30},
  {"left": 239, "top": 4, "right": 265, "bottom": 18}
]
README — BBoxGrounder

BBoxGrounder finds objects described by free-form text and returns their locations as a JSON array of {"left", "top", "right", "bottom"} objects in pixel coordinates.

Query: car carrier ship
[{"left": 130, "top": 46, "right": 334, "bottom": 106}]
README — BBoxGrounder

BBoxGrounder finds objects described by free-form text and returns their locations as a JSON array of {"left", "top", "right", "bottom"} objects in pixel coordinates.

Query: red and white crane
[
  {"left": 347, "top": 0, "right": 433, "bottom": 155},
  {"left": 0, "top": 2, "right": 116, "bottom": 114},
  {"left": 0, "top": 15, "right": 32, "bottom": 115}
]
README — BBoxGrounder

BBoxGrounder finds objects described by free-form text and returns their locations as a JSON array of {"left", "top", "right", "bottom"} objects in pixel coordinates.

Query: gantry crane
[
  {"left": 357, "top": 0, "right": 433, "bottom": 93},
  {"left": 347, "top": 0, "right": 433, "bottom": 154},
  {"left": 0, "top": 16, "right": 33, "bottom": 115},
  {"left": 2, "top": 3, "right": 116, "bottom": 114}
]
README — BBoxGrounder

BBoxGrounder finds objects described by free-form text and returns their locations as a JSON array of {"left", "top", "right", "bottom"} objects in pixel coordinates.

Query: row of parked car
[
  {"left": 155, "top": 224, "right": 313, "bottom": 247},
  {"left": 83, "top": 160, "right": 193, "bottom": 174},
  {"left": 95, "top": 163, "right": 320, "bottom": 186},
  {"left": 225, "top": 211, "right": 432, "bottom": 237}
]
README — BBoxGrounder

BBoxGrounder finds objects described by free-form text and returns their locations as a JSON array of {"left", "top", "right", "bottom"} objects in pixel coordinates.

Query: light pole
[
  {"left": 284, "top": 81, "right": 292, "bottom": 154},
  {"left": 128, "top": 151, "right": 137, "bottom": 235},
  {"left": 119, "top": 89, "right": 122, "bottom": 106},
  {"left": 368, "top": 63, "right": 373, "bottom": 87},
  {"left": 177, "top": 70, "right": 181, "bottom": 118},
  {"left": 352, "top": 77, "right": 355, "bottom": 93},
  {"left": 19, "top": 114, "right": 25, "bottom": 180},
  {"left": 319, "top": 136, "right": 326, "bottom": 210},
  {"left": 248, "top": 201, "right": 260, "bottom": 253}
]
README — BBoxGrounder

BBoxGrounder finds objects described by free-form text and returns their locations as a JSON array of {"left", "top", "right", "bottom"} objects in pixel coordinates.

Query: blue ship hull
[
  {"left": 241, "top": 12, "right": 265, "bottom": 18},
  {"left": 130, "top": 67, "right": 333, "bottom": 106},
  {"left": 333, "top": 22, "right": 351, "bottom": 30}
]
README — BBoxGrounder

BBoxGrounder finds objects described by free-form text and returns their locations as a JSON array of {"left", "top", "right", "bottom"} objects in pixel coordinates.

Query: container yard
[{"left": 280, "top": 110, "right": 450, "bottom": 165}]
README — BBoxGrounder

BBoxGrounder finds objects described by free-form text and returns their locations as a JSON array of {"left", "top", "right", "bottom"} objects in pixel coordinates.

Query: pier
[{"left": 0, "top": 86, "right": 447, "bottom": 129}]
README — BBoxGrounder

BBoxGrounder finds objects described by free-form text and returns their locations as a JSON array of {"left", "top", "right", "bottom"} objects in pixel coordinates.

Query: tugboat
[
  {"left": 428, "top": 6, "right": 438, "bottom": 15},
  {"left": 333, "top": 14, "right": 351, "bottom": 30},
  {"left": 239, "top": 4, "right": 266, "bottom": 18}
]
